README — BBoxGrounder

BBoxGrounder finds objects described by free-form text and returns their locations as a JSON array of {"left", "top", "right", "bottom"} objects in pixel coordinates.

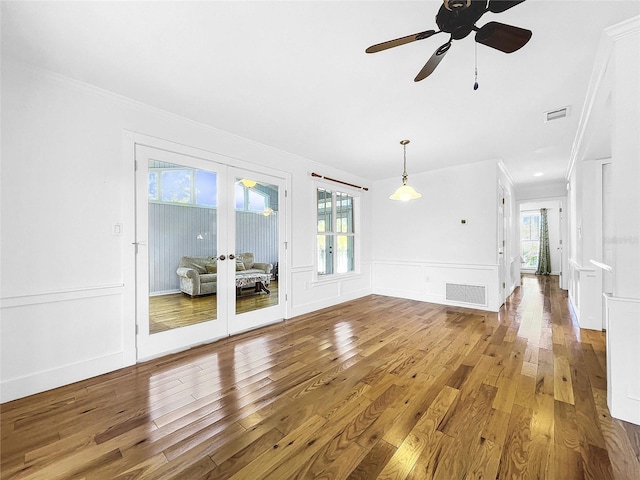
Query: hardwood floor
[
  {"left": 149, "top": 281, "right": 279, "bottom": 334},
  {"left": 2, "top": 275, "right": 639, "bottom": 479}
]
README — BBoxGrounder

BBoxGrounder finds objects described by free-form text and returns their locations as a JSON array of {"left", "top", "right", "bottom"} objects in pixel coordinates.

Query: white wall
[
  {"left": 371, "top": 159, "right": 502, "bottom": 311},
  {"left": 0, "top": 60, "right": 373, "bottom": 402},
  {"left": 516, "top": 182, "right": 568, "bottom": 202},
  {"left": 567, "top": 17, "right": 640, "bottom": 424},
  {"left": 610, "top": 24, "right": 640, "bottom": 300},
  {"left": 605, "top": 18, "right": 640, "bottom": 426}
]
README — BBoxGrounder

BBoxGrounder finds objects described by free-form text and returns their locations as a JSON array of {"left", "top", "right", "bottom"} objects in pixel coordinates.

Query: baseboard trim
[
  {"left": 1, "top": 351, "right": 127, "bottom": 404},
  {"left": 372, "top": 287, "right": 496, "bottom": 312},
  {"left": 289, "top": 290, "right": 370, "bottom": 319}
]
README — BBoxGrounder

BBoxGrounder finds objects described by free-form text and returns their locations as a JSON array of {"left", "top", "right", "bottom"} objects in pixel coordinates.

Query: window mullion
[{"left": 332, "top": 191, "right": 337, "bottom": 273}]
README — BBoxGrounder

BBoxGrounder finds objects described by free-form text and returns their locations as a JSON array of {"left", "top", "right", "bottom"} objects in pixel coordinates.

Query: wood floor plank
[
  {"left": 201, "top": 427, "right": 283, "bottom": 480},
  {"left": 497, "top": 403, "right": 534, "bottom": 479},
  {"left": 227, "top": 414, "right": 327, "bottom": 479},
  {"left": 592, "top": 387, "right": 640, "bottom": 480},
  {"left": 347, "top": 439, "right": 396, "bottom": 480},
  {"left": 3, "top": 275, "right": 640, "bottom": 479}
]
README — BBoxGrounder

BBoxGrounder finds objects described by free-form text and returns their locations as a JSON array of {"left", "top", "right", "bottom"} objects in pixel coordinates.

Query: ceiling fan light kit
[
  {"left": 390, "top": 140, "right": 422, "bottom": 202},
  {"left": 444, "top": 0, "right": 472, "bottom": 11},
  {"left": 366, "top": 0, "right": 532, "bottom": 83}
]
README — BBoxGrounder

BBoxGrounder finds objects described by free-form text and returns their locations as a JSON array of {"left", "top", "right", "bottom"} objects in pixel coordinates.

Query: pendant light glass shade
[
  {"left": 390, "top": 183, "right": 422, "bottom": 201},
  {"left": 240, "top": 178, "right": 257, "bottom": 188},
  {"left": 389, "top": 140, "right": 421, "bottom": 201}
]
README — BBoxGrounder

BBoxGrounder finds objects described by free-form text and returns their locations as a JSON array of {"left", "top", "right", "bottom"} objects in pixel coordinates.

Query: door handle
[
  {"left": 218, "top": 255, "right": 226, "bottom": 261},
  {"left": 229, "top": 254, "right": 236, "bottom": 260}
]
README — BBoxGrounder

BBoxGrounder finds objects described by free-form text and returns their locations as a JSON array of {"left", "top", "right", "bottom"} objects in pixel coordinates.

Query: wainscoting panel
[
  {"left": 372, "top": 261, "right": 500, "bottom": 311},
  {"left": 605, "top": 295, "right": 640, "bottom": 425},
  {"left": 235, "top": 210, "right": 279, "bottom": 268},
  {"left": 509, "top": 256, "right": 522, "bottom": 293},
  {"left": 0, "top": 286, "right": 131, "bottom": 403},
  {"left": 289, "top": 264, "right": 372, "bottom": 318},
  {"left": 148, "top": 203, "right": 279, "bottom": 294},
  {"left": 568, "top": 259, "right": 602, "bottom": 330},
  {"left": 149, "top": 202, "right": 217, "bottom": 294}
]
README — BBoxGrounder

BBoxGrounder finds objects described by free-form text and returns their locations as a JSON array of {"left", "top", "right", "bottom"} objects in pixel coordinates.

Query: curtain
[{"left": 536, "top": 208, "right": 551, "bottom": 275}]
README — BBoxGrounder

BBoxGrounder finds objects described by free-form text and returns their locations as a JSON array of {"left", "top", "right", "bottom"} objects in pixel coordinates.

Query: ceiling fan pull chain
[{"left": 473, "top": 40, "right": 479, "bottom": 90}]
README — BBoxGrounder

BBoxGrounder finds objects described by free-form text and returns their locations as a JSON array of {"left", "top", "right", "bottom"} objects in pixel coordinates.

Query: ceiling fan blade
[
  {"left": 475, "top": 21, "right": 532, "bottom": 53},
  {"left": 414, "top": 41, "right": 451, "bottom": 82},
  {"left": 487, "top": 0, "right": 526, "bottom": 14},
  {"left": 366, "top": 30, "right": 438, "bottom": 53}
]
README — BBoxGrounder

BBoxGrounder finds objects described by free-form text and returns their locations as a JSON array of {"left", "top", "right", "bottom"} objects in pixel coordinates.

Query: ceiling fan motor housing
[
  {"left": 444, "top": 0, "right": 472, "bottom": 11},
  {"left": 437, "top": 1, "right": 488, "bottom": 39}
]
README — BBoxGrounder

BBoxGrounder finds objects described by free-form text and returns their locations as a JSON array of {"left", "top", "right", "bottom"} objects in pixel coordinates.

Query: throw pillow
[
  {"left": 240, "top": 253, "right": 255, "bottom": 269},
  {"left": 185, "top": 261, "right": 206, "bottom": 274},
  {"left": 236, "top": 260, "right": 246, "bottom": 271},
  {"left": 205, "top": 263, "right": 217, "bottom": 274}
]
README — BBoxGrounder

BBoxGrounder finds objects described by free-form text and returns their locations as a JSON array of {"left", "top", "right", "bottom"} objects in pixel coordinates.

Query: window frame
[{"left": 314, "top": 182, "right": 361, "bottom": 282}]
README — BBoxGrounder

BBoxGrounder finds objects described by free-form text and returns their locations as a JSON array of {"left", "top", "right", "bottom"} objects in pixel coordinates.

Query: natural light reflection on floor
[
  {"left": 333, "top": 321, "right": 354, "bottom": 358},
  {"left": 235, "top": 337, "right": 271, "bottom": 404}
]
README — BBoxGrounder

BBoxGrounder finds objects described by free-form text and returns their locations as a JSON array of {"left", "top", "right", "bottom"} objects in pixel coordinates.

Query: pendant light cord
[
  {"left": 402, "top": 141, "right": 408, "bottom": 184},
  {"left": 473, "top": 41, "right": 479, "bottom": 90}
]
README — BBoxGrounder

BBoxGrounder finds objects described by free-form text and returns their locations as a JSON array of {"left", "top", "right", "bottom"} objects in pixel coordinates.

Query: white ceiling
[{"left": 2, "top": 1, "right": 638, "bottom": 190}]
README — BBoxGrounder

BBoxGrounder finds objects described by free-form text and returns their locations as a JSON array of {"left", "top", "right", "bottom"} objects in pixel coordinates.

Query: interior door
[
  {"left": 135, "top": 145, "right": 230, "bottom": 360},
  {"left": 134, "top": 145, "right": 287, "bottom": 360}
]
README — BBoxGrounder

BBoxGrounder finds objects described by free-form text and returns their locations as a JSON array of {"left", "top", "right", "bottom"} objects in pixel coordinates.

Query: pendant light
[
  {"left": 240, "top": 179, "right": 257, "bottom": 188},
  {"left": 389, "top": 139, "right": 422, "bottom": 201}
]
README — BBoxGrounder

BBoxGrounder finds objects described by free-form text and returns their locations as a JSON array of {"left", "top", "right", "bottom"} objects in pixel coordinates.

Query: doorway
[
  {"left": 134, "top": 144, "right": 286, "bottom": 360},
  {"left": 519, "top": 200, "right": 563, "bottom": 275}
]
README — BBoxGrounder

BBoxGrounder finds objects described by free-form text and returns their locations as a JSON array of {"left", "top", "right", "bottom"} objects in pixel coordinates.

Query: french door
[{"left": 134, "top": 145, "right": 285, "bottom": 360}]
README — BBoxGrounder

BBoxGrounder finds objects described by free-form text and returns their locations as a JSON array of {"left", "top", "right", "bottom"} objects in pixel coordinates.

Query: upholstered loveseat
[{"left": 176, "top": 253, "right": 273, "bottom": 297}]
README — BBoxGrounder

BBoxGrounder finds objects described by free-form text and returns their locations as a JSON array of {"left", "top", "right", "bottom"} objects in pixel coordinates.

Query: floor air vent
[{"left": 445, "top": 283, "right": 487, "bottom": 306}]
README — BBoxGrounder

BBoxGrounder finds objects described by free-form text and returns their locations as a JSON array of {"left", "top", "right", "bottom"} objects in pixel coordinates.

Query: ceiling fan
[{"left": 366, "top": 0, "right": 532, "bottom": 82}]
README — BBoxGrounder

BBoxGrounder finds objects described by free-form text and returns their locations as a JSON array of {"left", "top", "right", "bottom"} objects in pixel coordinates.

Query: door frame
[
  {"left": 122, "top": 131, "right": 291, "bottom": 362},
  {"left": 497, "top": 184, "right": 506, "bottom": 306}
]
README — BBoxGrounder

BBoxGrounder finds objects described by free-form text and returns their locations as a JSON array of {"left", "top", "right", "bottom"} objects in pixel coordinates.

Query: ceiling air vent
[{"left": 545, "top": 106, "right": 571, "bottom": 122}]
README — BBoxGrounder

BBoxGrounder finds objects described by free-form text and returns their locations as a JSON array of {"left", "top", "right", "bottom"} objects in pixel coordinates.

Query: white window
[
  {"left": 316, "top": 187, "right": 358, "bottom": 276},
  {"left": 149, "top": 167, "right": 269, "bottom": 213},
  {"left": 520, "top": 210, "right": 540, "bottom": 269},
  {"left": 149, "top": 168, "right": 217, "bottom": 207}
]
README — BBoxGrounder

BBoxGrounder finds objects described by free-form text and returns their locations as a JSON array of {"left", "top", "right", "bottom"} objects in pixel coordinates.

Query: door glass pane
[
  {"left": 235, "top": 178, "right": 279, "bottom": 314},
  {"left": 148, "top": 160, "right": 218, "bottom": 334},
  {"left": 195, "top": 170, "right": 217, "bottom": 207}
]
